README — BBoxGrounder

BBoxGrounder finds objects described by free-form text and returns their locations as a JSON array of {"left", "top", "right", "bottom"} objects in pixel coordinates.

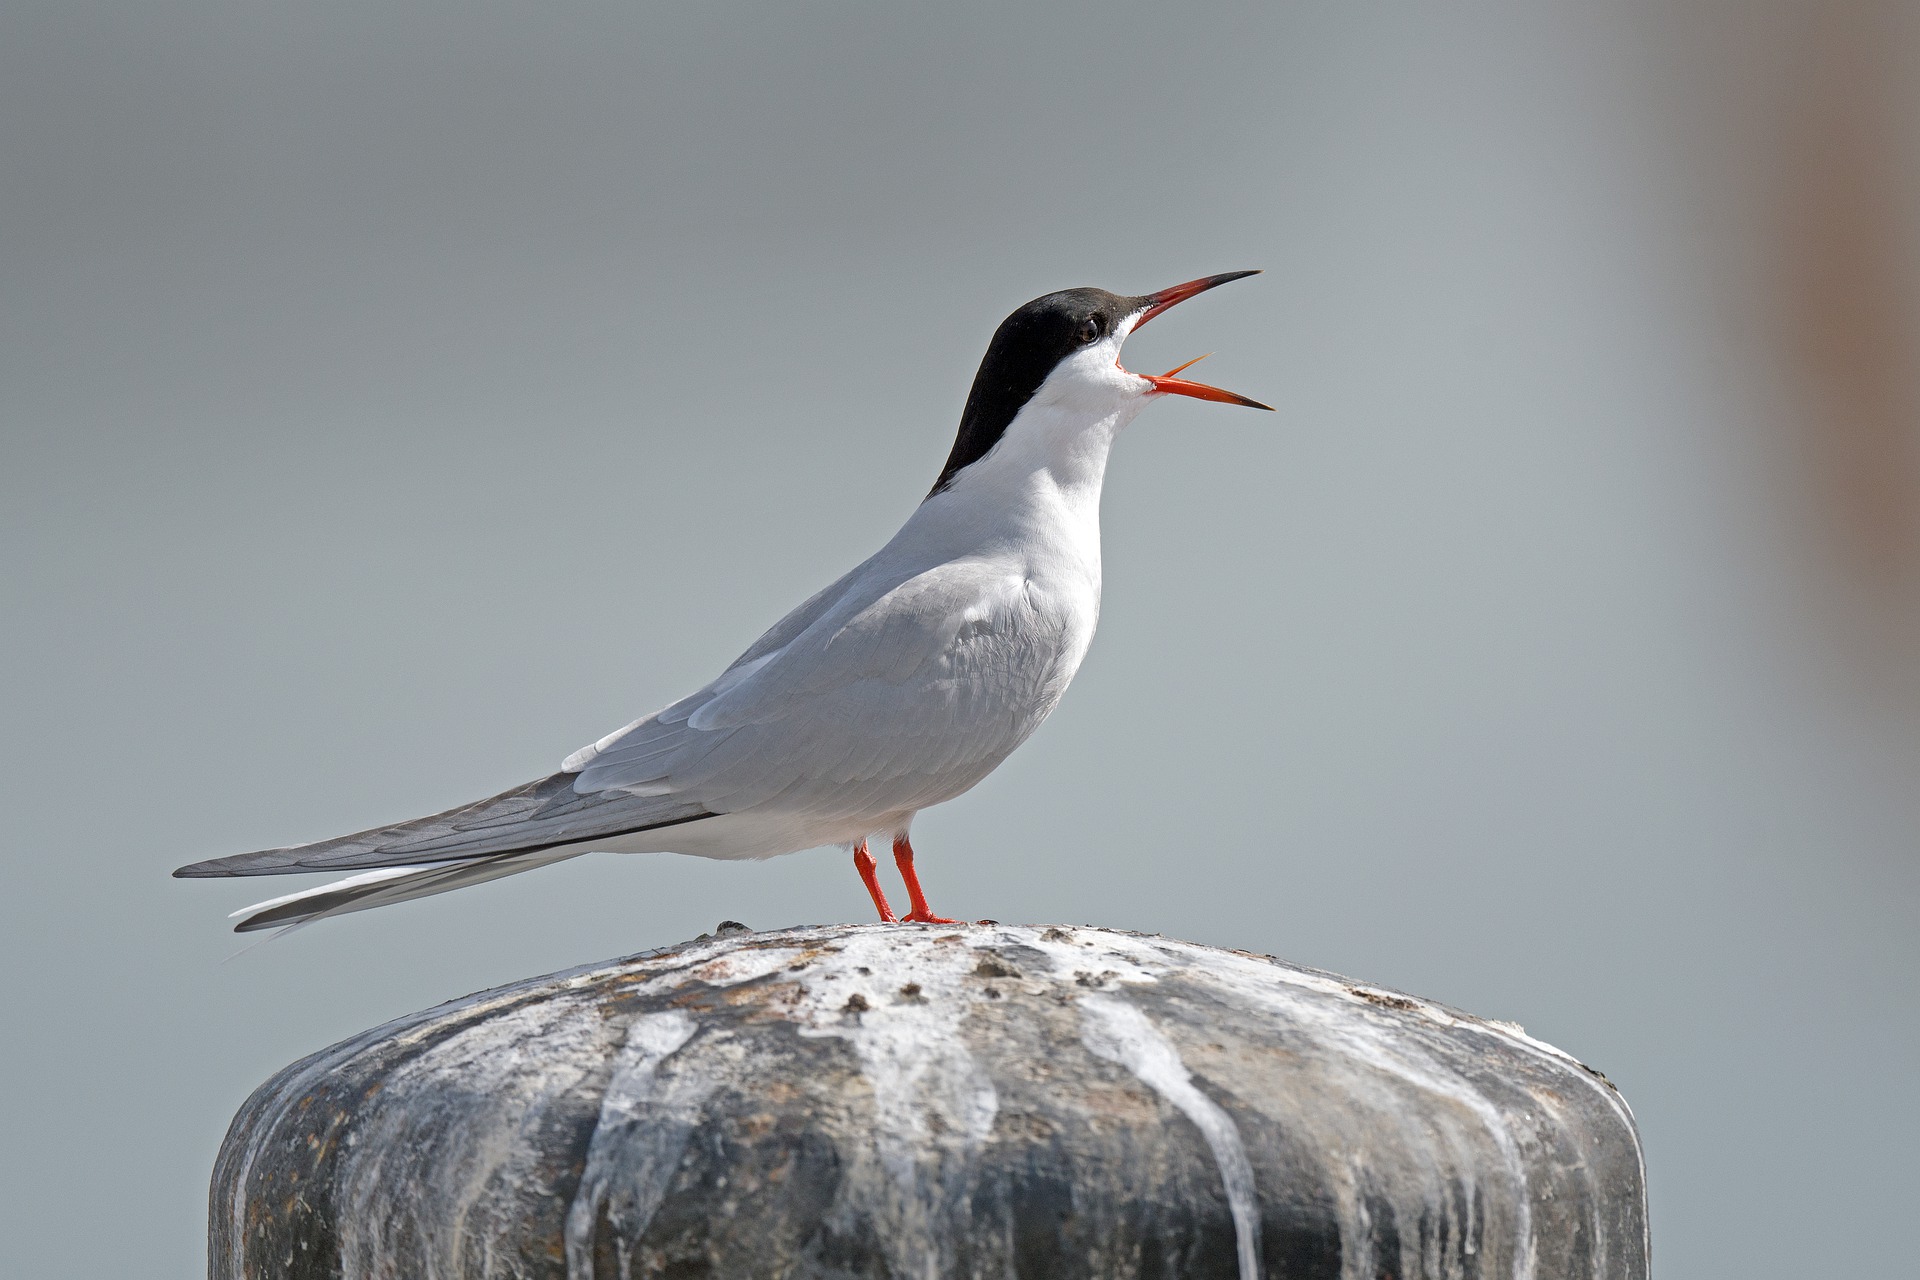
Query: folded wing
[
  {"left": 567, "top": 558, "right": 1049, "bottom": 819},
  {"left": 179, "top": 554, "right": 1057, "bottom": 889},
  {"left": 173, "top": 773, "right": 712, "bottom": 877}
]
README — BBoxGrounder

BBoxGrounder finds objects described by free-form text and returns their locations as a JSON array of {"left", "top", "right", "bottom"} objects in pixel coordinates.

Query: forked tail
[{"left": 229, "top": 850, "right": 584, "bottom": 934}]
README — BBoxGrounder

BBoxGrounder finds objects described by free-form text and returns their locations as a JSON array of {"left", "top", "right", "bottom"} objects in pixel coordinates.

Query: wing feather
[
  {"left": 173, "top": 773, "right": 712, "bottom": 877},
  {"left": 565, "top": 558, "right": 1063, "bottom": 824}
]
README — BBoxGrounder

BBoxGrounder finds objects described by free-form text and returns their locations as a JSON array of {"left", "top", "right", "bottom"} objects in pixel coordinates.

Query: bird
[{"left": 176, "top": 272, "right": 1270, "bottom": 933}]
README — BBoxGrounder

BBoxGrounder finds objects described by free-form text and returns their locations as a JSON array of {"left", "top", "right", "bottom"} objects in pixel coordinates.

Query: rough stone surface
[{"left": 209, "top": 923, "right": 1648, "bottom": 1279}]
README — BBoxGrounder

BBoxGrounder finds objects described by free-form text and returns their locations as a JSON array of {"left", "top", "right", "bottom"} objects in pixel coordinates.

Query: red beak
[
  {"left": 1133, "top": 269, "right": 1262, "bottom": 329},
  {"left": 1132, "top": 271, "right": 1271, "bottom": 410},
  {"left": 1142, "top": 354, "right": 1273, "bottom": 410}
]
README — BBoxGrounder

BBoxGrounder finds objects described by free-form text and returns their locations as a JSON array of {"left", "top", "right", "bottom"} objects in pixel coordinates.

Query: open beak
[{"left": 1130, "top": 270, "right": 1272, "bottom": 411}]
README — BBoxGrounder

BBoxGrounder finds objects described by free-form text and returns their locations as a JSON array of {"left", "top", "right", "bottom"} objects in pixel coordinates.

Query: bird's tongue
[{"left": 1140, "top": 354, "right": 1272, "bottom": 411}]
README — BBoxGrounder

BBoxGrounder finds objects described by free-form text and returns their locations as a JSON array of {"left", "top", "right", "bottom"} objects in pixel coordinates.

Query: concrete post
[{"left": 210, "top": 923, "right": 1647, "bottom": 1279}]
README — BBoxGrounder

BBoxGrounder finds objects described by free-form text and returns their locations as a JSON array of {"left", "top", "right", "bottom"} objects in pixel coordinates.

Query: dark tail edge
[{"left": 173, "top": 807, "right": 716, "bottom": 879}]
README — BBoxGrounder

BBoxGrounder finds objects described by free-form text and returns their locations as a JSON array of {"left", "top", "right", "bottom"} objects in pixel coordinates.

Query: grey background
[{"left": 3, "top": 3, "right": 1915, "bottom": 1276}]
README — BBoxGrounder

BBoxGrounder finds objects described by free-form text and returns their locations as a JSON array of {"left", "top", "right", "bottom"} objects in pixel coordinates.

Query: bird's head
[{"left": 931, "top": 271, "right": 1268, "bottom": 495}]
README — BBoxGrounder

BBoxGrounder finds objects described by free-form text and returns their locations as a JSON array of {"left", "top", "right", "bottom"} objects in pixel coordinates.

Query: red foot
[
  {"left": 893, "top": 836, "right": 956, "bottom": 924},
  {"left": 853, "top": 841, "right": 897, "bottom": 923}
]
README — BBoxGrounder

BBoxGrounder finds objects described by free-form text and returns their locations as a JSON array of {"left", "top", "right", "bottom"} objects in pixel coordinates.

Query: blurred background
[{"left": 3, "top": 2, "right": 1916, "bottom": 1274}]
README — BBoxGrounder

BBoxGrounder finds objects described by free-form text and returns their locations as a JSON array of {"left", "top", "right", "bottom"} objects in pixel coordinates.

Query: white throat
[{"left": 922, "top": 323, "right": 1149, "bottom": 518}]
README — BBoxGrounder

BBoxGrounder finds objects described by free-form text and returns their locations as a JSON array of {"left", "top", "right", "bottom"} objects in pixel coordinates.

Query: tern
[{"left": 176, "top": 272, "right": 1270, "bottom": 932}]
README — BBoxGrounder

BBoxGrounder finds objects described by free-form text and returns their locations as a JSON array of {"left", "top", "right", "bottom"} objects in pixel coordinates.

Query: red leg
[
  {"left": 893, "top": 835, "right": 956, "bottom": 924},
  {"left": 853, "top": 841, "right": 897, "bottom": 922}
]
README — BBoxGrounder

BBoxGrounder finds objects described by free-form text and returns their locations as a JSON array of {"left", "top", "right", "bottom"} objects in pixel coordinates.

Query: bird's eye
[{"left": 1078, "top": 317, "right": 1102, "bottom": 345}]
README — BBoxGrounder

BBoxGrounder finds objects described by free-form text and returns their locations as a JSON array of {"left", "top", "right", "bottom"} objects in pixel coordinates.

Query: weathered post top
[{"left": 211, "top": 923, "right": 1647, "bottom": 1279}]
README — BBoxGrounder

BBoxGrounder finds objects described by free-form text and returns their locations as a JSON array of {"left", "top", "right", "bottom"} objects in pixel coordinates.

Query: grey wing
[
  {"left": 172, "top": 772, "right": 713, "bottom": 877},
  {"left": 566, "top": 559, "right": 1052, "bottom": 816},
  {"left": 179, "top": 562, "right": 877, "bottom": 883},
  {"left": 559, "top": 556, "right": 875, "bottom": 780}
]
